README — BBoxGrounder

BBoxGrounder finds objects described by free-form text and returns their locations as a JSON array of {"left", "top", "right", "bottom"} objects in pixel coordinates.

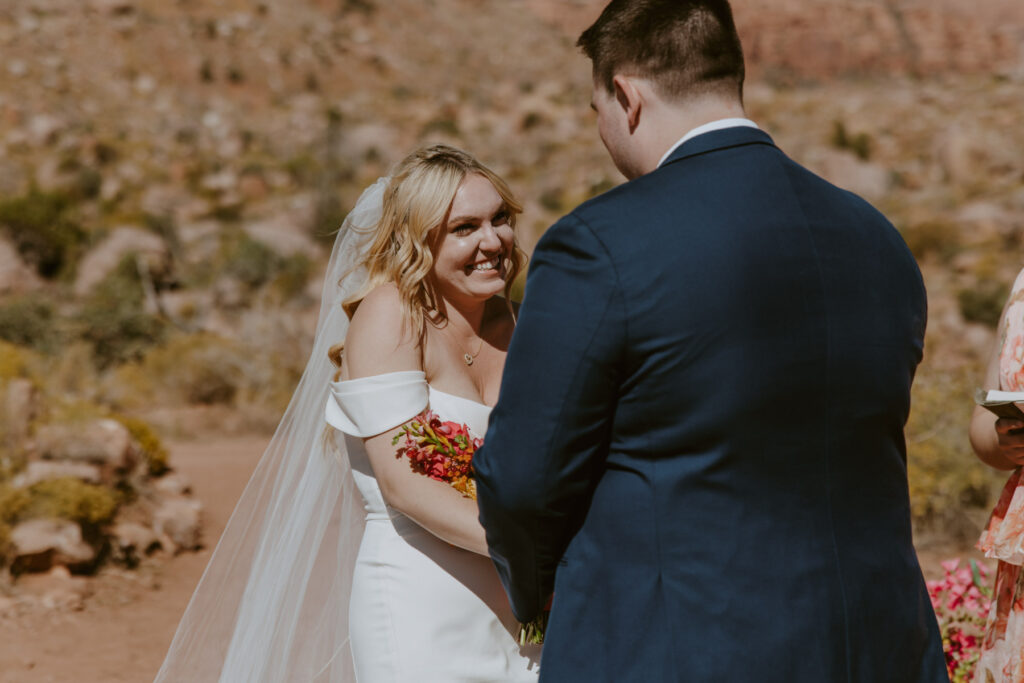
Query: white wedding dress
[{"left": 325, "top": 370, "right": 541, "bottom": 682}]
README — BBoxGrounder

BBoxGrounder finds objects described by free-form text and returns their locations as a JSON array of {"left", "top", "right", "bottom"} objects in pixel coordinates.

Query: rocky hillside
[{"left": 0, "top": 0, "right": 1022, "bottom": 582}]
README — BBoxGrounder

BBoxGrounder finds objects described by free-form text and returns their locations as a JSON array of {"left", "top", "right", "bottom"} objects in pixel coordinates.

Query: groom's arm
[{"left": 474, "top": 212, "right": 624, "bottom": 623}]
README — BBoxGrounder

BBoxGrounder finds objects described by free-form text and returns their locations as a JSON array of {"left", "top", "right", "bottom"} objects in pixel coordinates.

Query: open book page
[{"left": 975, "top": 389, "right": 1024, "bottom": 420}]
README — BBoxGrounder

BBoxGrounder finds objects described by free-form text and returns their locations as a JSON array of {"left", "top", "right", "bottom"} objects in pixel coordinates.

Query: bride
[{"left": 156, "top": 145, "right": 541, "bottom": 682}]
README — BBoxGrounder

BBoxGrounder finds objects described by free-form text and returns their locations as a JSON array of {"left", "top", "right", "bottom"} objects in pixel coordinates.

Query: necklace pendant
[{"left": 464, "top": 353, "right": 474, "bottom": 366}]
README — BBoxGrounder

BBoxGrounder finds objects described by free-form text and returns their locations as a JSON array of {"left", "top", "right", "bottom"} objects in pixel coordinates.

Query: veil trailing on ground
[{"left": 155, "top": 178, "right": 389, "bottom": 683}]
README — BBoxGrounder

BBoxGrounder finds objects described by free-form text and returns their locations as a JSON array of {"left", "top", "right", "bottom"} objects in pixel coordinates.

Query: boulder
[
  {"left": 152, "top": 472, "right": 192, "bottom": 497},
  {"left": 110, "top": 521, "right": 159, "bottom": 566},
  {"left": 35, "top": 418, "right": 135, "bottom": 470},
  {"left": 153, "top": 498, "right": 202, "bottom": 553},
  {"left": 9, "top": 519, "right": 96, "bottom": 574},
  {"left": 11, "top": 461, "right": 103, "bottom": 488},
  {"left": 72, "top": 226, "right": 167, "bottom": 296},
  {"left": 26, "top": 114, "right": 64, "bottom": 147},
  {"left": 243, "top": 214, "right": 319, "bottom": 258}
]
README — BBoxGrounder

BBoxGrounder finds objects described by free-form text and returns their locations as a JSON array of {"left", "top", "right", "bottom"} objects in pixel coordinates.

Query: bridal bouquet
[
  {"left": 392, "top": 410, "right": 480, "bottom": 499},
  {"left": 926, "top": 558, "right": 992, "bottom": 682},
  {"left": 392, "top": 410, "right": 549, "bottom": 644}
]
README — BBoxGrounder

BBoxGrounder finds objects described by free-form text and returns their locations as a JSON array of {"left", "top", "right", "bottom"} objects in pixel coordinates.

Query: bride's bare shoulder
[{"left": 345, "top": 283, "right": 420, "bottom": 375}]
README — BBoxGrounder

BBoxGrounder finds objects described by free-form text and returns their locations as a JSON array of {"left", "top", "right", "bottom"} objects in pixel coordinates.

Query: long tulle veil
[{"left": 155, "top": 178, "right": 389, "bottom": 682}]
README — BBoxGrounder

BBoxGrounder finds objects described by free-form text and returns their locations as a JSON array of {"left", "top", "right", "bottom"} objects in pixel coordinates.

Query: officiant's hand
[{"left": 994, "top": 417, "right": 1024, "bottom": 464}]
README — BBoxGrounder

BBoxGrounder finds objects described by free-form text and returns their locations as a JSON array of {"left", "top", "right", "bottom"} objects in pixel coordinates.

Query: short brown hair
[{"left": 578, "top": 0, "right": 745, "bottom": 103}]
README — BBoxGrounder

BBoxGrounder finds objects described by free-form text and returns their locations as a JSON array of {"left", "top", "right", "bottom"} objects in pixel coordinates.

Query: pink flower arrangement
[
  {"left": 392, "top": 410, "right": 480, "bottom": 499},
  {"left": 926, "top": 558, "right": 992, "bottom": 682}
]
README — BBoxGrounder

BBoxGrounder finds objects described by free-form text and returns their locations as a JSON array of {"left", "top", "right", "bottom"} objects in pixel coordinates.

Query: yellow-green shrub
[
  {"left": 24, "top": 478, "right": 119, "bottom": 527},
  {"left": 906, "top": 364, "right": 1004, "bottom": 541},
  {"left": 0, "top": 340, "right": 35, "bottom": 381},
  {"left": 113, "top": 414, "right": 169, "bottom": 475}
]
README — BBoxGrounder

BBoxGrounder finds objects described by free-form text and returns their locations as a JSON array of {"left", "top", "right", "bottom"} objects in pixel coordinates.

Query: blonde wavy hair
[{"left": 328, "top": 145, "right": 526, "bottom": 367}]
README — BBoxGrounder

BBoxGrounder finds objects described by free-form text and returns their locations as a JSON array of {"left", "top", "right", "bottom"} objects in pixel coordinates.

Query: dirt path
[{"left": 0, "top": 435, "right": 270, "bottom": 683}]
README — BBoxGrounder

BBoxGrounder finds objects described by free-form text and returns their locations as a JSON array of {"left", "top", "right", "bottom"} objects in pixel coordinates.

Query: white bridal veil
[{"left": 155, "top": 179, "right": 388, "bottom": 683}]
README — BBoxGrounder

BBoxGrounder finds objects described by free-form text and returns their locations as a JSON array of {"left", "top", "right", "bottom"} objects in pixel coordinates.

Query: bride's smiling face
[{"left": 431, "top": 173, "right": 514, "bottom": 304}]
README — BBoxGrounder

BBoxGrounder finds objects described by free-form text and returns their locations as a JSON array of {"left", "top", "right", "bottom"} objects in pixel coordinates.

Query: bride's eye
[
  {"left": 492, "top": 211, "right": 509, "bottom": 226},
  {"left": 452, "top": 223, "right": 474, "bottom": 235}
]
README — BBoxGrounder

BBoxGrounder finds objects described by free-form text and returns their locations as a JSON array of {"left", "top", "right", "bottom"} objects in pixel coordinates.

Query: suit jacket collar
[{"left": 659, "top": 126, "right": 776, "bottom": 168}]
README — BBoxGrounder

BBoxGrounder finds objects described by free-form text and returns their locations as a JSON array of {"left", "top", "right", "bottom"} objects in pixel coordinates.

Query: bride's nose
[{"left": 478, "top": 223, "right": 503, "bottom": 252}]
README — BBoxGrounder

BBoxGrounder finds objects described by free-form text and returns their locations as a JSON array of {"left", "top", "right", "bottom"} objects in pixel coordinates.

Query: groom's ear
[{"left": 612, "top": 75, "right": 643, "bottom": 134}]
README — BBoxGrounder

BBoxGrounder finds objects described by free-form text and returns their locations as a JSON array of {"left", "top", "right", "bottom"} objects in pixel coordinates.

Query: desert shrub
[
  {"left": 75, "top": 254, "right": 166, "bottom": 368},
  {"left": 906, "top": 365, "right": 1004, "bottom": 541},
  {"left": 223, "top": 234, "right": 278, "bottom": 289},
  {"left": 24, "top": 478, "right": 119, "bottom": 527},
  {"left": 0, "top": 484, "right": 31, "bottom": 521},
  {"left": 0, "top": 340, "right": 34, "bottom": 381},
  {"left": 0, "top": 190, "right": 86, "bottom": 278},
  {"left": 271, "top": 253, "right": 313, "bottom": 300},
  {"left": 222, "top": 234, "right": 314, "bottom": 299},
  {"left": 117, "top": 332, "right": 244, "bottom": 406},
  {"left": 830, "top": 120, "right": 873, "bottom": 161},
  {"left": 898, "top": 218, "right": 961, "bottom": 263},
  {"left": 0, "top": 293, "right": 60, "bottom": 352},
  {"left": 113, "top": 414, "right": 169, "bottom": 476},
  {"left": 958, "top": 281, "right": 1009, "bottom": 328}
]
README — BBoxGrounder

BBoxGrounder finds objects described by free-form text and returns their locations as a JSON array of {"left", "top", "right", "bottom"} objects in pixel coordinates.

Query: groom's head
[{"left": 578, "top": 0, "right": 746, "bottom": 178}]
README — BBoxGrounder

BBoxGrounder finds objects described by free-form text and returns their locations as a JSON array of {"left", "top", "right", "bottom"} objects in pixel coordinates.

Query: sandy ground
[
  {"left": 0, "top": 432, "right": 989, "bottom": 683},
  {"left": 0, "top": 435, "right": 270, "bottom": 683}
]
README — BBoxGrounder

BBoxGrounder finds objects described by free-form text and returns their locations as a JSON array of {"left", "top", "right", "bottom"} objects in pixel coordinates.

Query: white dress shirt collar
[{"left": 657, "top": 118, "right": 760, "bottom": 168}]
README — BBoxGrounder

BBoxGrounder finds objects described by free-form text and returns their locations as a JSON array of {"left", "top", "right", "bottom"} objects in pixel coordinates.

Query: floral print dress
[{"left": 976, "top": 270, "right": 1024, "bottom": 682}]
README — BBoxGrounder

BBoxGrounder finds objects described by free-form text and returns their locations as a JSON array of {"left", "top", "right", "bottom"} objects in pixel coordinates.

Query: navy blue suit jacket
[{"left": 474, "top": 128, "right": 946, "bottom": 682}]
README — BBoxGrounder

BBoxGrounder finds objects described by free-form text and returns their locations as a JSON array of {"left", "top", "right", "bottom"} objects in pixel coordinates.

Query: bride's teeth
[{"left": 472, "top": 259, "right": 499, "bottom": 271}]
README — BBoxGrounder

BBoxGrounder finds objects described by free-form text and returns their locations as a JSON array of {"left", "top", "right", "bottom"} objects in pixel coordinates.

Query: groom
[{"left": 475, "top": 0, "right": 947, "bottom": 681}]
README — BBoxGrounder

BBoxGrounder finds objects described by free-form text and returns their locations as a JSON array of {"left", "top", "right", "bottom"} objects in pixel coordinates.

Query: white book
[{"left": 975, "top": 389, "right": 1024, "bottom": 420}]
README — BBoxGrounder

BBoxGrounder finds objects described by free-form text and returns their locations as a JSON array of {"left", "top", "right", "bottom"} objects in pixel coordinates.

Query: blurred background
[{"left": 0, "top": 0, "right": 1022, "bottom": 680}]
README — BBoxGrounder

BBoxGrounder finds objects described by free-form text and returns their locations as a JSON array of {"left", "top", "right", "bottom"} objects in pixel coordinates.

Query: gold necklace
[{"left": 463, "top": 335, "right": 484, "bottom": 366}]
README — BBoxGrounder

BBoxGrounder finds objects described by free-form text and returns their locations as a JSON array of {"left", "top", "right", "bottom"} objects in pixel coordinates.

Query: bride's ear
[{"left": 612, "top": 75, "right": 643, "bottom": 133}]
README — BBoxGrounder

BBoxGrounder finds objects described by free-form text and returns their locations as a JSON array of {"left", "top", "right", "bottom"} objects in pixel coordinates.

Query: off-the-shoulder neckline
[{"left": 331, "top": 370, "right": 491, "bottom": 409}]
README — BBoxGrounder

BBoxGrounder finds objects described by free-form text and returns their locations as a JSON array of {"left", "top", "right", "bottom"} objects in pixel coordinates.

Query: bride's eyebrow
[{"left": 447, "top": 214, "right": 479, "bottom": 225}]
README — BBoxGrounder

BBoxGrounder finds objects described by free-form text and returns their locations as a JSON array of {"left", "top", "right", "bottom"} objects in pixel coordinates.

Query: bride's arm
[
  {"left": 345, "top": 284, "right": 490, "bottom": 556},
  {"left": 969, "top": 309, "right": 1024, "bottom": 470}
]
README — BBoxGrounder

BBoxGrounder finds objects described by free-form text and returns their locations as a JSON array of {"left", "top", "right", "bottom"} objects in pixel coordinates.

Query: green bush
[
  {"left": 271, "top": 253, "right": 313, "bottom": 301},
  {"left": 224, "top": 234, "right": 278, "bottom": 289},
  {"left": 0, "top": 190, "right": 86, "bottom": 278},
  {"left": 958, "top": 280, "right": 1009, "bottom": 328},
  {"left": 898, "top": 219, "right": 961, "bottom": 263},
  {"left": 24, "top": 478, "right": 119, "bottom": 527},
  {"left": 113, "top": 414, "right": 169, "bottom": 476},
  {"left": 0, "top": 293, "right": 60, "bottom": 352},
  {"left": 0, "top": 484, "right": 31, "bottom": 522},
  {"left": 906, "top": 365, "right": 1004, "bottom": 541},
  {"left": 116, "top": 332, "right": 243, "bottom": 406},
  {"left": 830, "top": 120, "right": 873, "bottom": 161},
  {"left": 75, "top": 254, "right": 166, "bottom": 368},
  {"left": 0, "top": 340, "right": 36, "bottom": 381}
]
